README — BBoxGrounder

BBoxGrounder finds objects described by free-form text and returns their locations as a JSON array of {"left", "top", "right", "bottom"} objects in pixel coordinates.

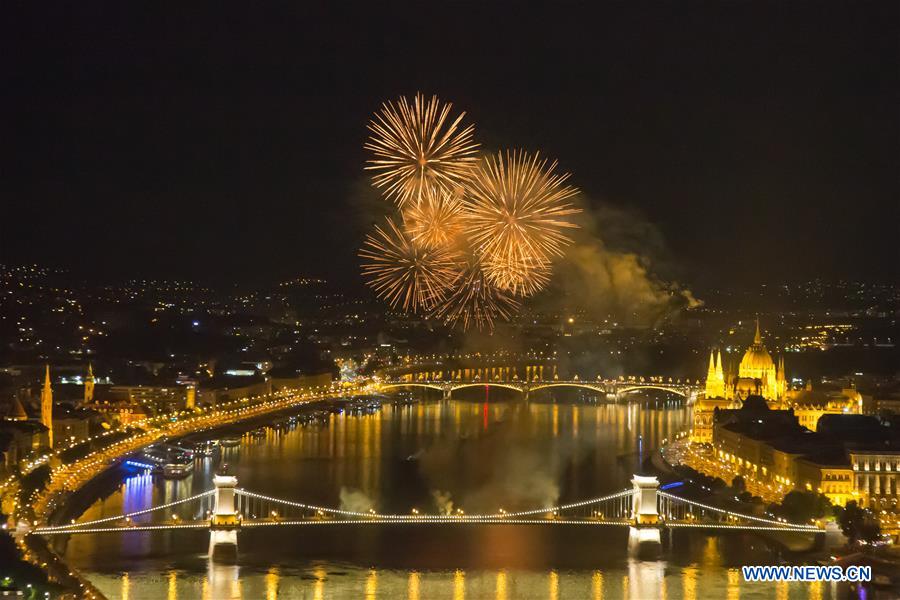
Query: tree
[
  {"left": 835, "top": 501, "right": 882, "bottom": 546},
  {"left": 771, "top": 490, "right": 832, "bottom": 523},
  {"left": 0, "top": 512, "right": 51, "bottom": 590},
  {"left": 732, "top": 475, "right": 747, "bottom": 494}
]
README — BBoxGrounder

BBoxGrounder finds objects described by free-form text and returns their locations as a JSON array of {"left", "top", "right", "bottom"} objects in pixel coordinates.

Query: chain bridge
[{"left": 30, "top": 472, "right": 820, "bottom": 562}]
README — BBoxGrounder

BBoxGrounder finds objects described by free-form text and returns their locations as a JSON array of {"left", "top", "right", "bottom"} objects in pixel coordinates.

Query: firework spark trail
[
  {"left": 430, "top": 256, "right": 520, "bottom": 331},
  {"left": 462, "top": 150, "right": 581, "bottom": 295},
  {"left": 365, "top": 93, "right": 480, "bottom": 207},
  {"left": 401, "top": 185, "right": 465, "bottom": 250},
  {"left": 359, "top": 217, "right": 459, "bottom": 313}
]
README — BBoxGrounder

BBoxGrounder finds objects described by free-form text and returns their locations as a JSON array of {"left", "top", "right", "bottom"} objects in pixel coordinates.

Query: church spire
[
  {"left": 41, "top": 365, "right": 53, "bottom": 447},
  {"left": 753, "top": 318, "right": 761, "bottom": 345},
  {"left": 705, "top": 348, "right": 726, "bottom": 399},
  {"left": 84, "top": 362, "right": 95, "bottom": 405},
  {"left": 776, "top": 354, "right": 786, "bottom": 401}
]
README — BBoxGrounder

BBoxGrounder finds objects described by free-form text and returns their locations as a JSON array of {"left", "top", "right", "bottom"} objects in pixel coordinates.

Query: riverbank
[
  {"left": 655, "top": 437, "right": 900, "bottom": 590},
  {"left": 652, "top": 439, "right": 821, "bottom": 553},
  {"left": 46, "top": 396, "right": 343, "bottom": 530},
  {"left": 10, "top": 383, "right": 356, "bottom": 598}
]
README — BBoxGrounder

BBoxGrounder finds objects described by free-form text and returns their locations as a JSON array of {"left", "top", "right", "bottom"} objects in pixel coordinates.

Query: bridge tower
[
  {"left": 631, "top": 474, "right": 660, "bottom": 525},
  {"left": 442, "top": 384, "right": 452, "bottom": 401},
  {"left": 209, "top": 470, "right": 240, "bottom": 563},
  {"left": 628, "top": 474, "right": 662, "bottom": 558}
]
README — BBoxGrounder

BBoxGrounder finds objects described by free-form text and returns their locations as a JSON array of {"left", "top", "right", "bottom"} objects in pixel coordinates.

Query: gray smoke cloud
[
  {"left": 537, "top": 199, "right": 702, "bottom": 328},
  {"left": 460, "top": 443, "right": 561, "bottom": 512},
  {"left": 431, "top": 489, "right": 455, "bottom": 515},
  {"left": 416, "top": 404, "right": 595, "bottom": 513},
  {"left": 339, "top": 486, "right": 375, "bottom": 513}
]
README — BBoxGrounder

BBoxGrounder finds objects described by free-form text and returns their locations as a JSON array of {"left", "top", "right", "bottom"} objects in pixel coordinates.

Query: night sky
[{"left": 3, "top": 3, "right": 898, "bottom": 289}]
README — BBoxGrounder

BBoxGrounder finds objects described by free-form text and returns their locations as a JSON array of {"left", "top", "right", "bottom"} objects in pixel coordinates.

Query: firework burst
[
  {"left": 481, "top": 254, "right": 552, "bottom": 297},
  {"left": 462, "top": 150, "right": 580, "bottom": 295},
  {"left": 365, "top": 93, "right": 480, "bottom": 207},
  {"left": 430, "top": 256, "right": 520, "bottom": 331},
  {"left": 401, "top": 185, "right": 465, "bottom": 250},
  {"left": 359, "top": 217, "right": 458, "bottom": 313}
]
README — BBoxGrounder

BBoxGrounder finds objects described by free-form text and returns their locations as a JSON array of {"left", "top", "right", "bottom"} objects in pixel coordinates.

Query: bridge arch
[
  {"left": 528, "top": 382, "right": 609, "bottom": 394},
  {"left": 616, "top": 385, "right": 688, "bottom": 397},
  {"left": 449, "top": 382, "right": 524, "bottom": 393},
  {"left": 378, "top": 383, "right": 445, "bottom": 392}
]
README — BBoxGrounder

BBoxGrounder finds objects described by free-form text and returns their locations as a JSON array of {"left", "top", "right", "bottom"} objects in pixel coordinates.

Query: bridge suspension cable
[
  {"left": 235, "top": 489, "right": 379, "bottom": 519},
  {"left": 34, "top": 523, "right": 210, "bottom": 535},
  {"left": 241, "top": 518, "right": 630, "bottom": 527},
  {"left": 35, "top": 490, "right": 215, "bottom": 533},
  {"left": 234, "top": 488, "right": 635, "bottom": 521},
  {"left": 32, "top": 486, "right": 822, "bottom": 535},
  {"left": 657, "top": 491, "right": 820, "bottom": 531},
  {"left": 500, "top": 489, "right": 632, "bottom": 518}
]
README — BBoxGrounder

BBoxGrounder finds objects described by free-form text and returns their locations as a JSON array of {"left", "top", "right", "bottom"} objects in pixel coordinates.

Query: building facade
[{"left": 851, "top": 451, "right": 900, "bottom": 512}]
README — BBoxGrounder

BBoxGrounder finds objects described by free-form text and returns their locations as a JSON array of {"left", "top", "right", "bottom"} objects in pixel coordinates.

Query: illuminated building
[
  {"left": 734, "top": 320, "right": 779, "bottom": 402},
  {"left": 0, "top": 421, "right": 49, "bottom": 477},
  {"left": 795, "top": 458, "right": 854, "bottom": 507},
  {"left": 710, "top": 405, "right": 899, "bottom": 510},
  {"left": 784, "top": 382, "right": 863, "bottom": 432},
  {"left": 704, "top": 350, "right": 725, "bottom": 399},
  {"left": 690, "top": 394, "right": 736, "bottom": 445},
  {"left": 691, "top": 349, "right": 733, "bottom": 444},
  {"left": 51, "top": 404, "right": 93, "bottom": 446},
  {"left": 692, "top": 321, "right": 783, "bottom": 443},
  {"left": 41, "top": 364, "right": 53, "bottom": 447},
  {"left": 712, "top": 396, "right": 804, "bottom": 488},
  {"left": 110, "top": 385, "right": 185, "bottom": 410},
  {"left": 851, "top": 451, "right": 900, "bottom": 512},
  {"left": 84, "top": 362, "right": 95, "bottom": 404},
  {"left": 691, "top": 319, "right": 856, "bottom": 444},
  {"left": 186, "top": 385, "right": 196, "bottom": 410}
]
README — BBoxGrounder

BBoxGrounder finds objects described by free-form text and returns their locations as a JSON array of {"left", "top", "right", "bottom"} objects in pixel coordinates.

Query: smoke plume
[
  {"left": 339, "top": 486, "right": 375, "bottom": 513},
  {"left": 431, "top": 490, "right": 455, "bottom": 515},
  {"left": 539, "top": 199, "right": 702, "bottom": 327},
  {"left": 417, "top": 405, "right": 596, "bottom": 513}
]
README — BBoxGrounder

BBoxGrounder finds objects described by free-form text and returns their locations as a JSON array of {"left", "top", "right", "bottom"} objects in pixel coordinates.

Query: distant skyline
[{"left": 3, "top": 3, "right": 898, "bottom": 288}]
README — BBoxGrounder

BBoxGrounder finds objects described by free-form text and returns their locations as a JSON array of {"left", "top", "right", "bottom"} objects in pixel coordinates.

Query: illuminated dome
[
  {"left": 738, "top": 320, "right": 776, "bottom": 388},
  {"left": 740, "top": 344, "right": 774, "bottom": 373}
]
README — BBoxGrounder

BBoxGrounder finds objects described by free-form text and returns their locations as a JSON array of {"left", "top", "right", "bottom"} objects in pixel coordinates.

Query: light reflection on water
[
  {"left": 84, "top": 563, "right": 836, "bottom": 599},
  {"left": 62, "top": 395, "right": 838, "bottom": 599}
]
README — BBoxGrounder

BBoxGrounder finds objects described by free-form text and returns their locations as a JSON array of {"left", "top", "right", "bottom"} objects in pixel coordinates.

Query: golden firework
[
  {"left": 401, "top": 185, "right": 465, "bottom": 250},
  {"left": 430, "top": 256, "right": 520, "bottom": 331},
  {"left": 359, "top": 217, "right": 458, "bottom": 313},
  {"left": 462, "top": 150, "right": 580, "bottom": 295},
  {"left": 482, "top": 254, "right": 552, "bottom": 297},
  {"left": 365, "top": 93, "right": 479, "bottom": 207}
]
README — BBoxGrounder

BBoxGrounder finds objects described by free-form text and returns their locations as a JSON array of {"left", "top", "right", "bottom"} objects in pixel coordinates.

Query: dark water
[{"left": 62, "top": 394, "right": 842, "bottom": 599}]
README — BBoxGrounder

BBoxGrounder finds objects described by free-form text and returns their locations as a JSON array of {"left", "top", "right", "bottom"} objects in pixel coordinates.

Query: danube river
[{"left": 60, "top": 392, "right": 833, "bottom": 599}]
